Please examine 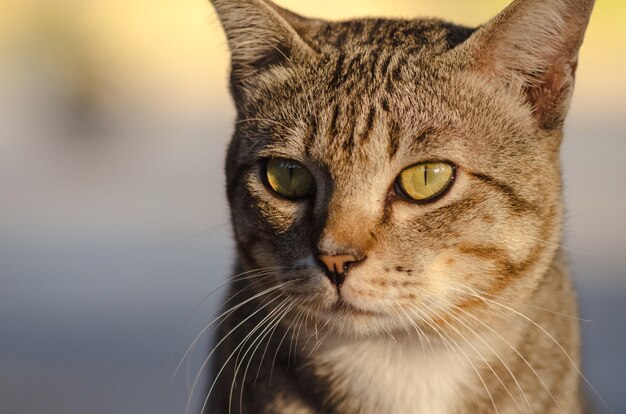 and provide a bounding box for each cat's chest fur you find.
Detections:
[312,336,473,414]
